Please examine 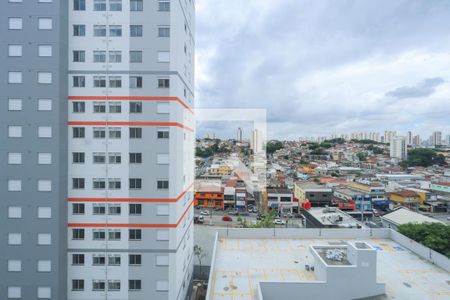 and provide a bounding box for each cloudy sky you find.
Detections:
[194,0,450,140]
